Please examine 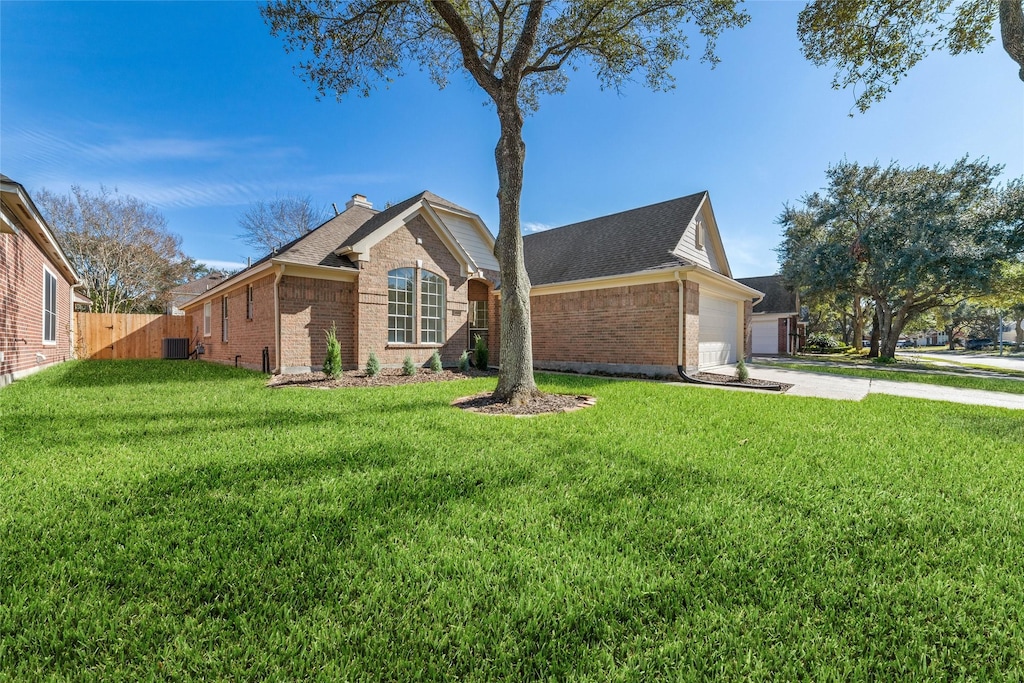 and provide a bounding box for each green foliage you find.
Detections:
[402,355,417,376]
[871,356,898,365]
[429,350,443,373]
[804,333,844,353]
[474,334,489,370]
[323,322,342,378]
[365,352,380,377]
[736,357,749,381]
[3,360,1024,679]
[797,0,999,113]
[458,350,471,373]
